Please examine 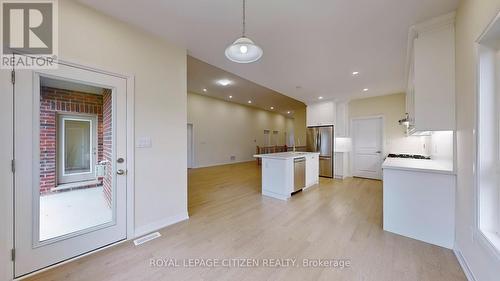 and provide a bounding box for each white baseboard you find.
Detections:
[454,248,477,281]
[134,212,189,238]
